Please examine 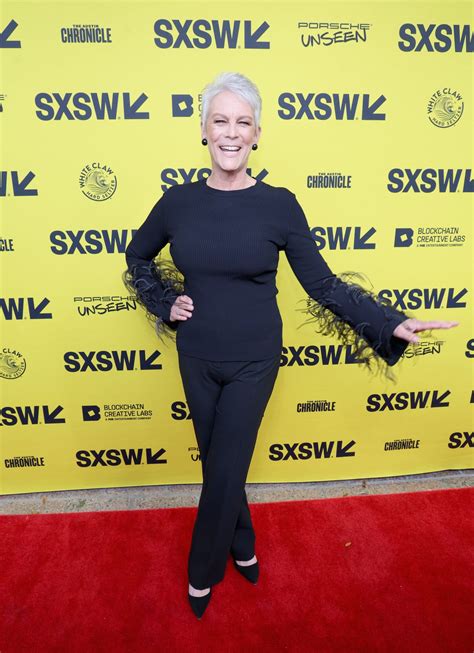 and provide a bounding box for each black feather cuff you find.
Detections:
[296,271,412,381]
[122,254,185,342]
